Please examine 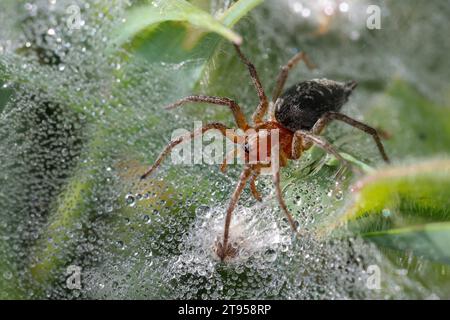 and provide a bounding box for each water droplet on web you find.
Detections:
[264,248,278,262]
[334,189,344,201]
